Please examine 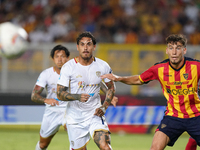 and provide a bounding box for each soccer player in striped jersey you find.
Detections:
[32,44,118,150]
[101,34,200,150]
[57,32,115,150]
